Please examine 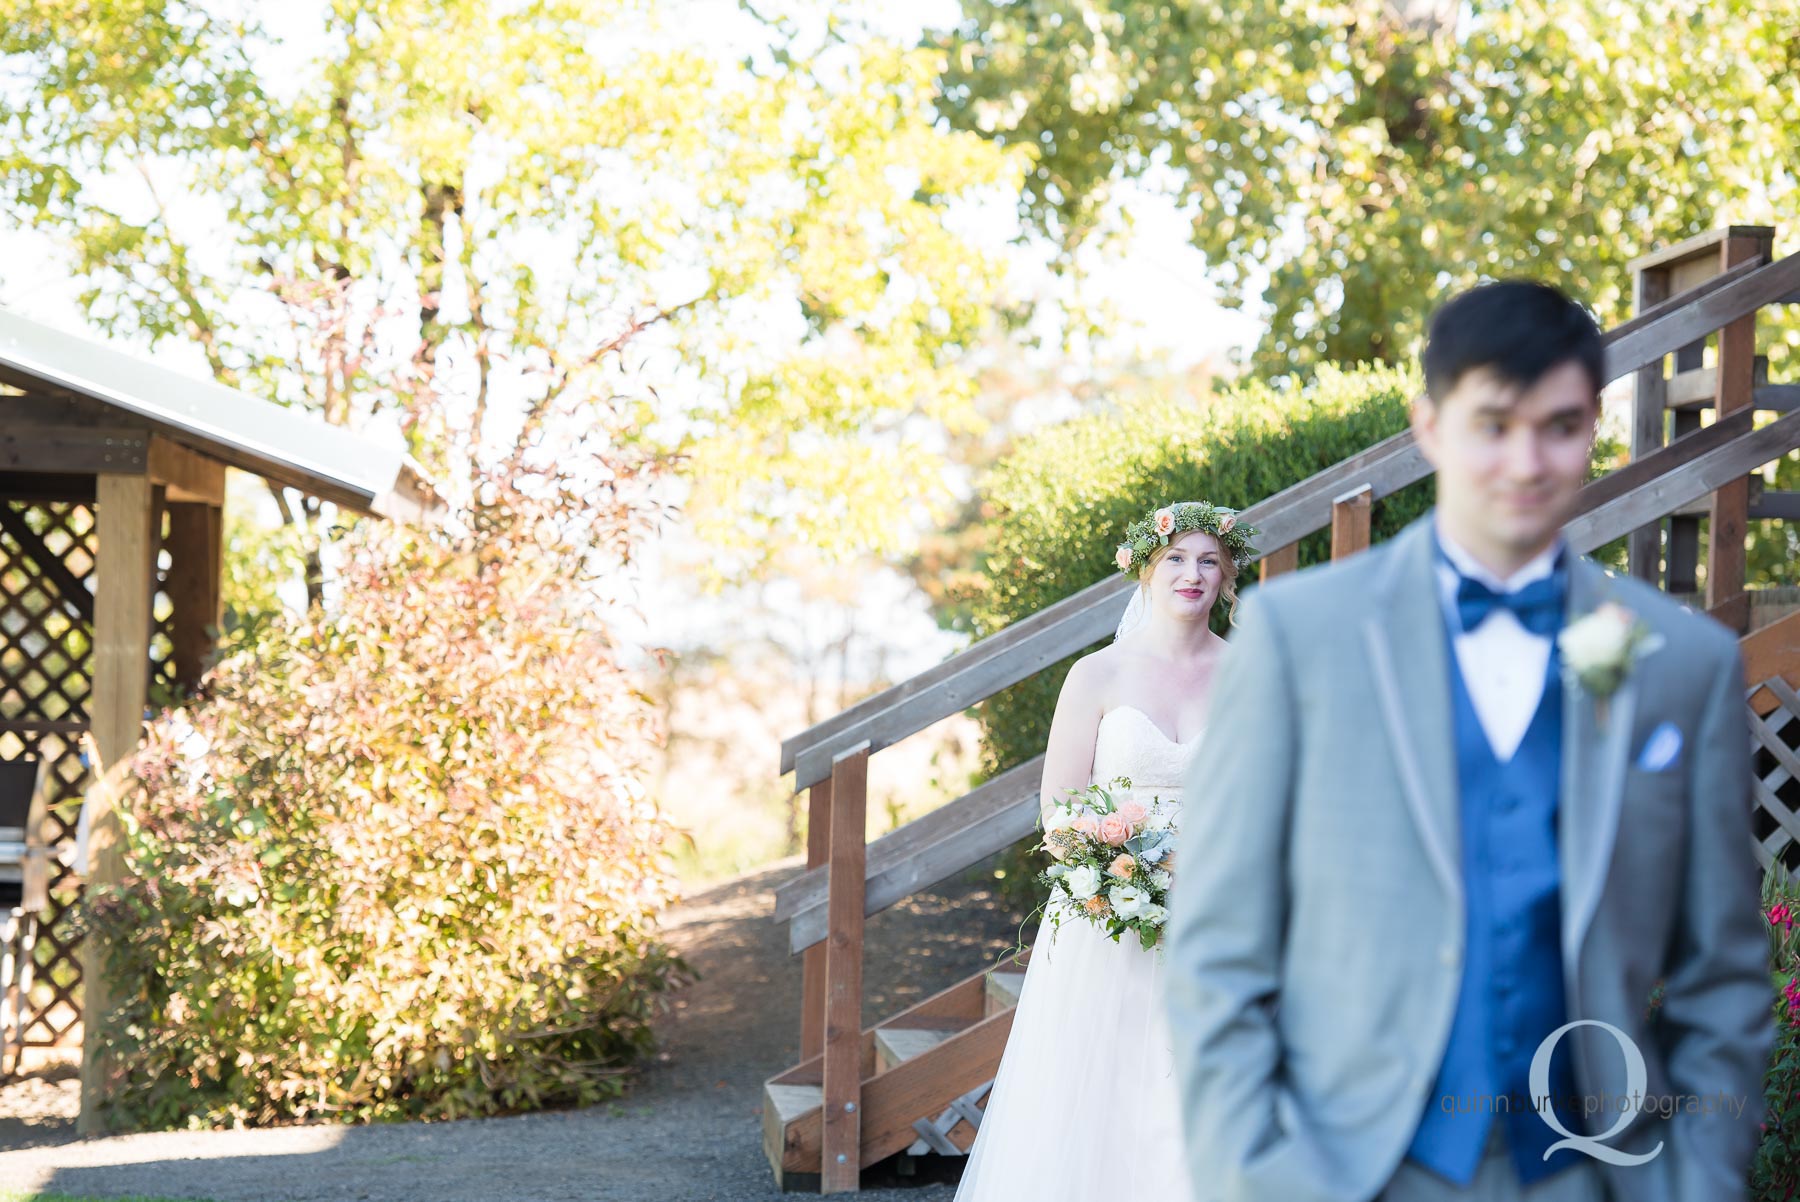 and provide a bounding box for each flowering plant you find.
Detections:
[1114,500,1257,578]
[1753,869,1800,1195]
[1037,777,1177,951]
